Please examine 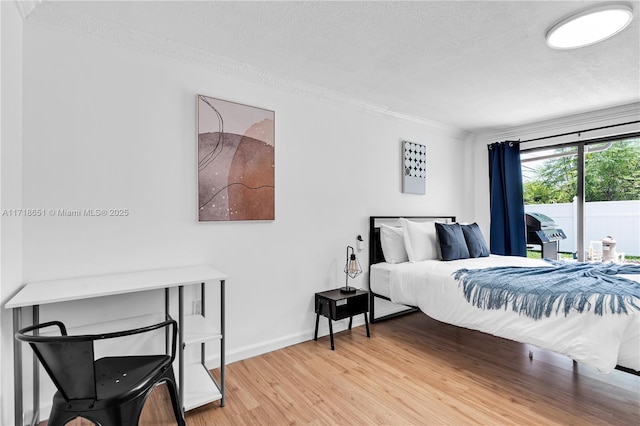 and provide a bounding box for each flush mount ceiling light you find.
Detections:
[546,3,634,49]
